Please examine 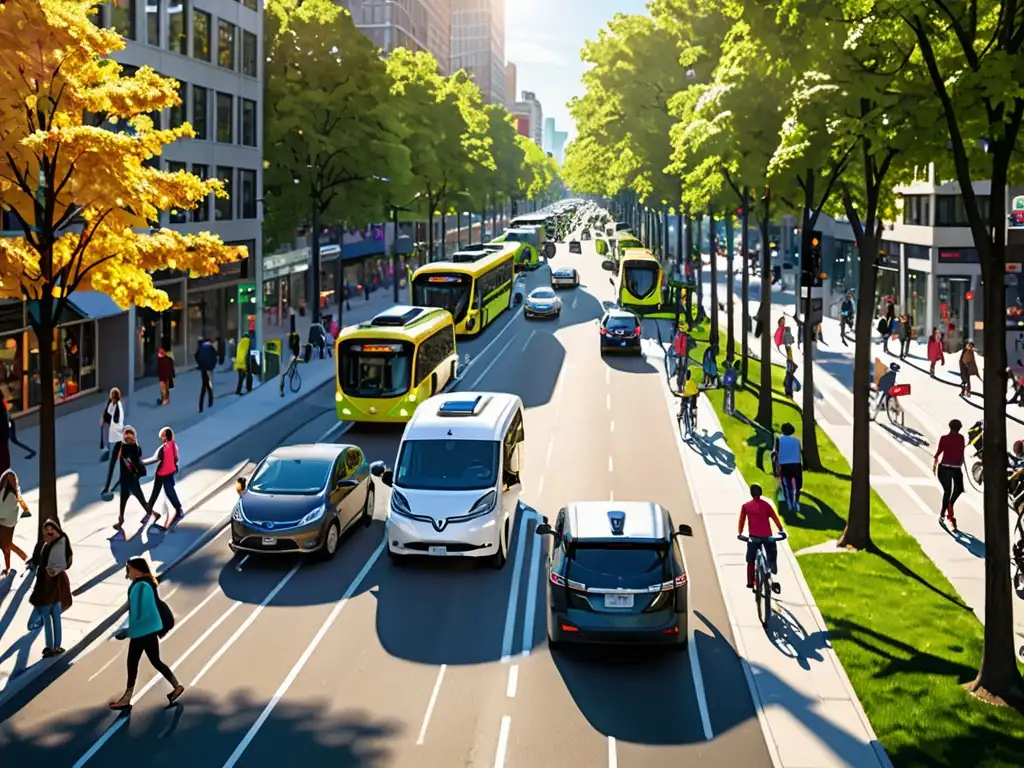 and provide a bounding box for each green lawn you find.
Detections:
[685,324,1024,767]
